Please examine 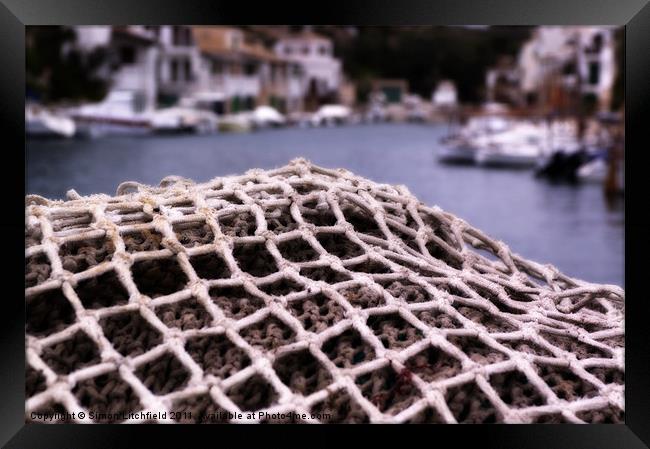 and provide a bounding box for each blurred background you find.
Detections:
[25,25,624,286]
